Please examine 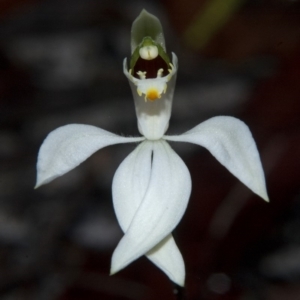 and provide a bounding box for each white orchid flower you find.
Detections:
[35,10,268,287]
